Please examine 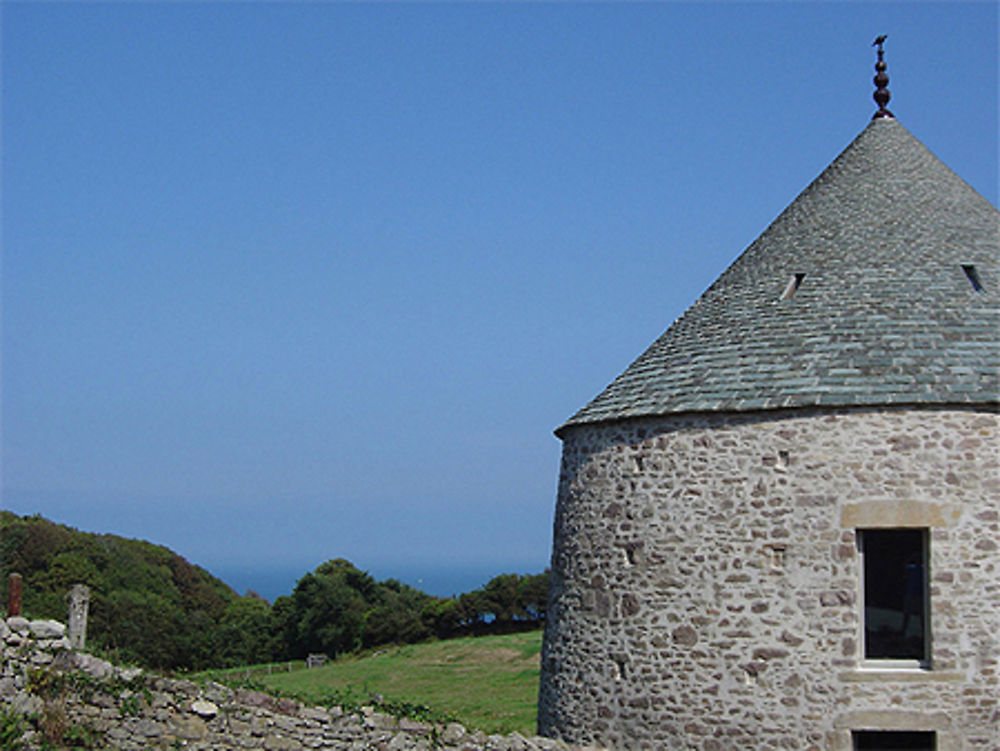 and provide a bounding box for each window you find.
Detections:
[858,529,928,663]
[853,731,935,750]
[779,272,806,300]
[961,264,984,292]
